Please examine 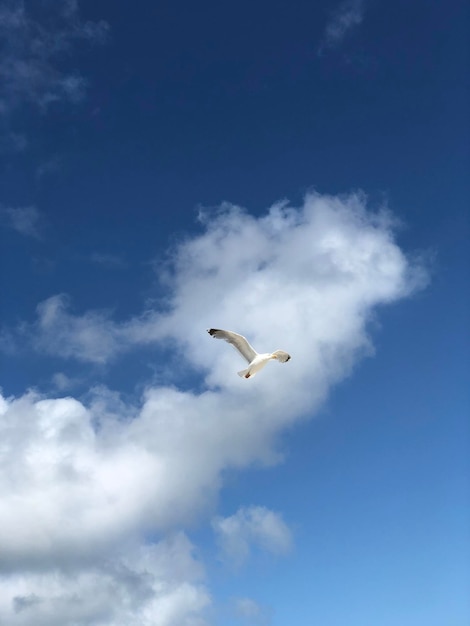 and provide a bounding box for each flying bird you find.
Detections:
[207,328,291,379]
